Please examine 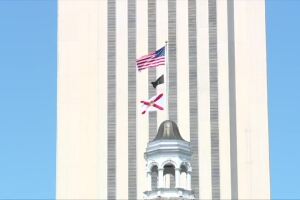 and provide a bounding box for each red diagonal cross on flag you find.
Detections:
[140,93,165,114]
